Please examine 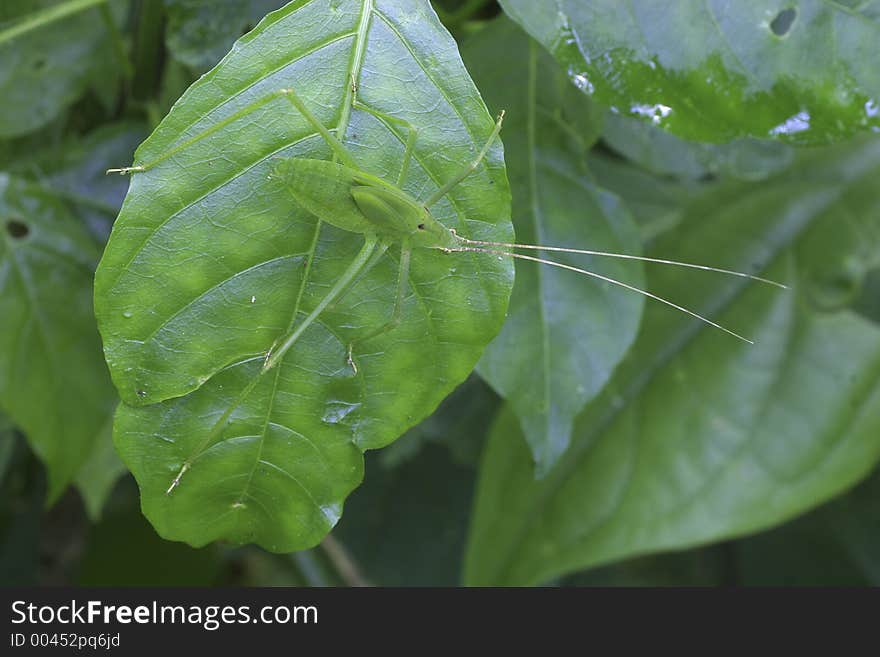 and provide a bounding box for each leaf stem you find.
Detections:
[0,0,111,46]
